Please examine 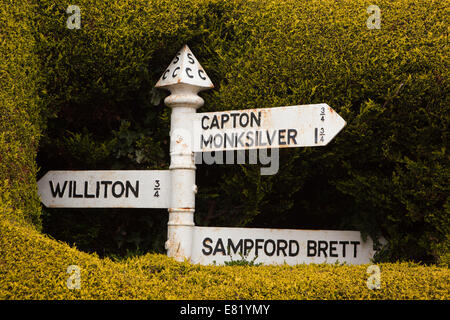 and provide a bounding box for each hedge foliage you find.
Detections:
[1,216,449,299]
[0,0,43,227]
[0,0,448,264]
[34,0,449,264]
